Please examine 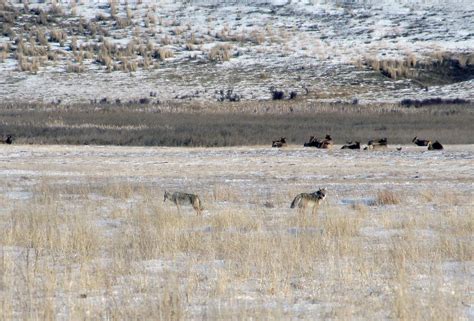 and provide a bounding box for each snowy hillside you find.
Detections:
[0,0,472,104]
